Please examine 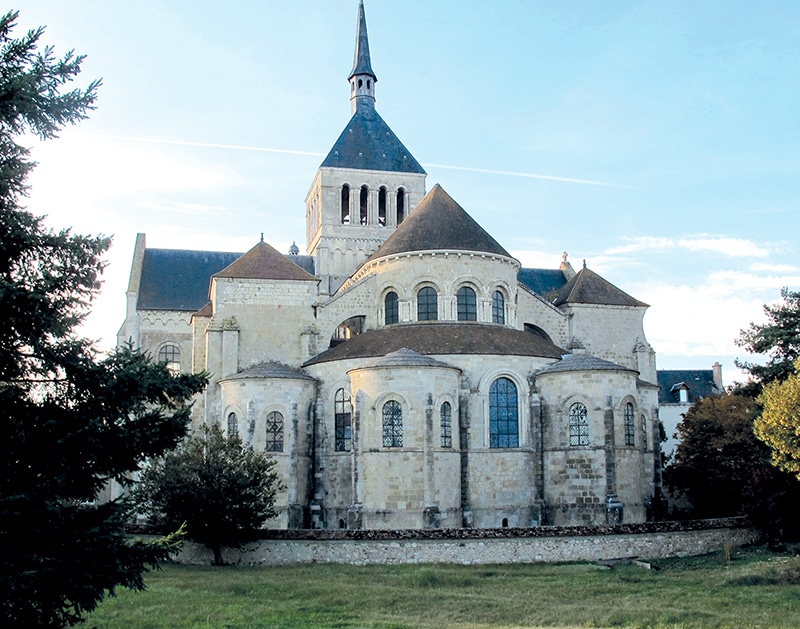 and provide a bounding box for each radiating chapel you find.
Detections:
[118,2,663,530]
